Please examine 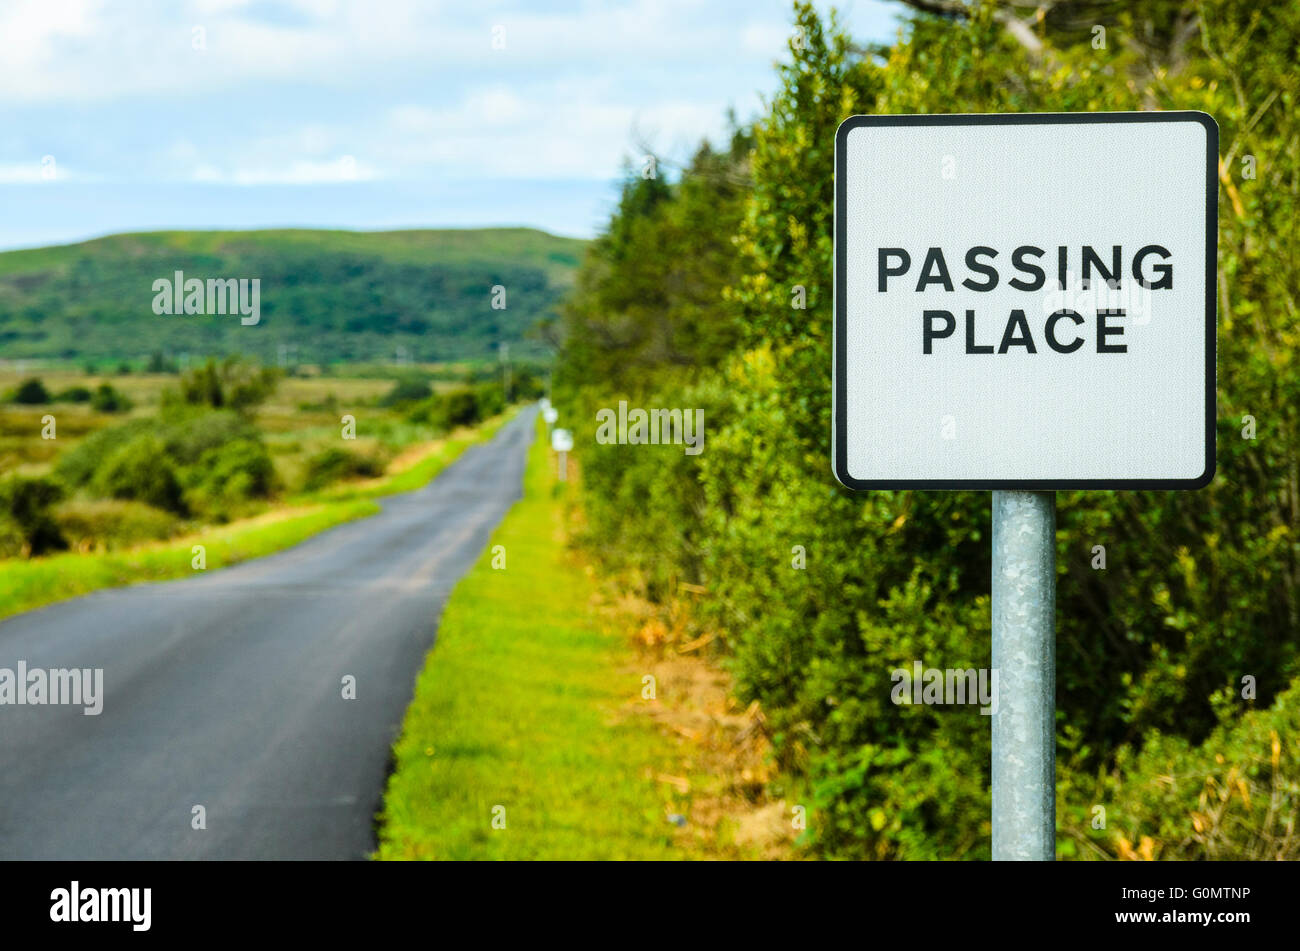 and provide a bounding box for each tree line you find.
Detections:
[555,0,1300,859]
